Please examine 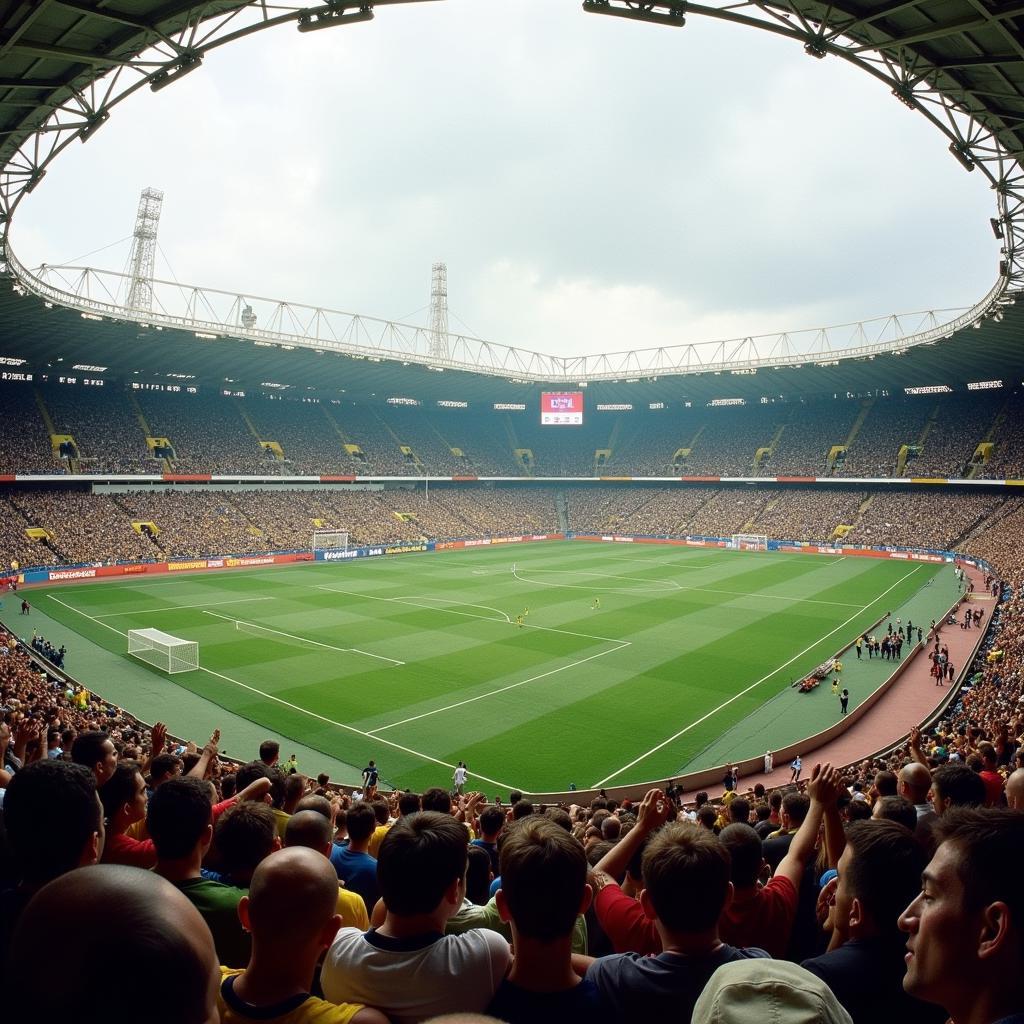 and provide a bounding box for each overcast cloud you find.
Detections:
[11,0,997,358]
